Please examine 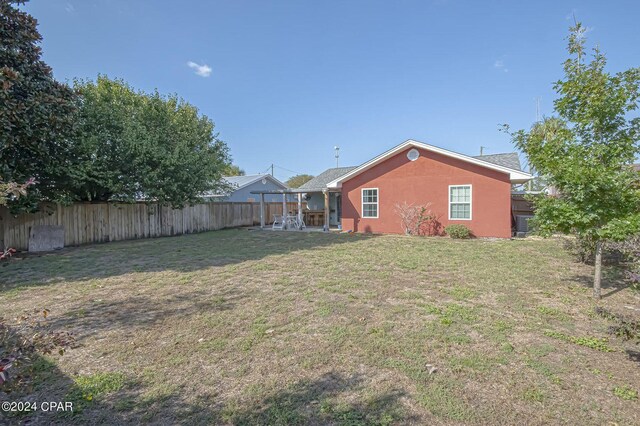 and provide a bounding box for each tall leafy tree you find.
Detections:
[286,174,314,188]
[71,76,230,208]
[222,164,245,176]
[508,23,640,298]
[0,0,78,209]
